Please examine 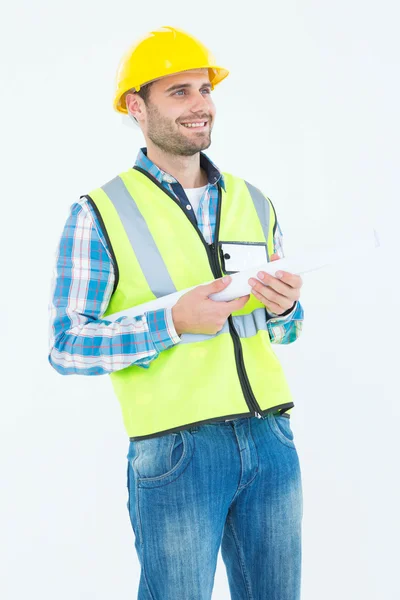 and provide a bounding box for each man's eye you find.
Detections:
[173,89,211,96]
